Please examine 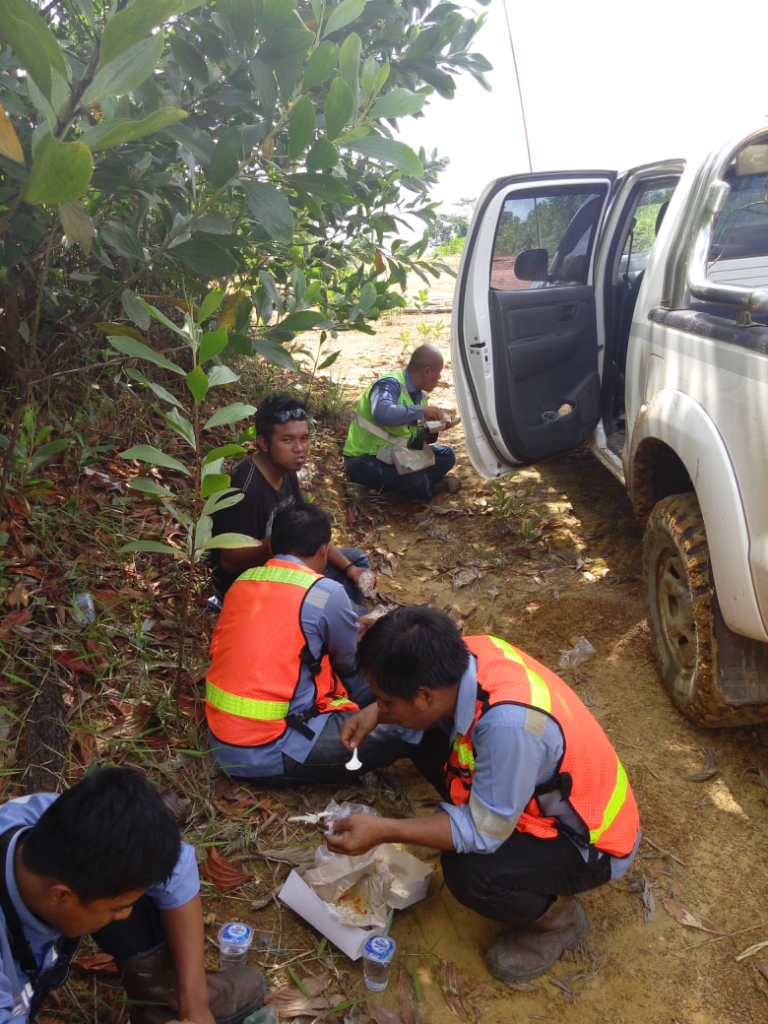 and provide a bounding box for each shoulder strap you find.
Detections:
[0,826,39,980]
